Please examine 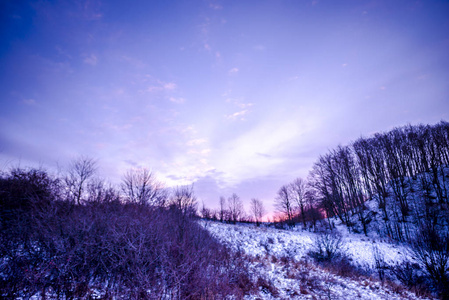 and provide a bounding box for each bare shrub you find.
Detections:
[256,276,279,296]
[259,240,270,255]
[280,255,291,265]
[390,261,426,290]
[327,254,368,278]
[307,231,370,280]
[372,244,388,282]
[411,225,449,296]
[308,230,344,262]
[0,167,253,299]
[86,178,121,203]
[226,251,256,297]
